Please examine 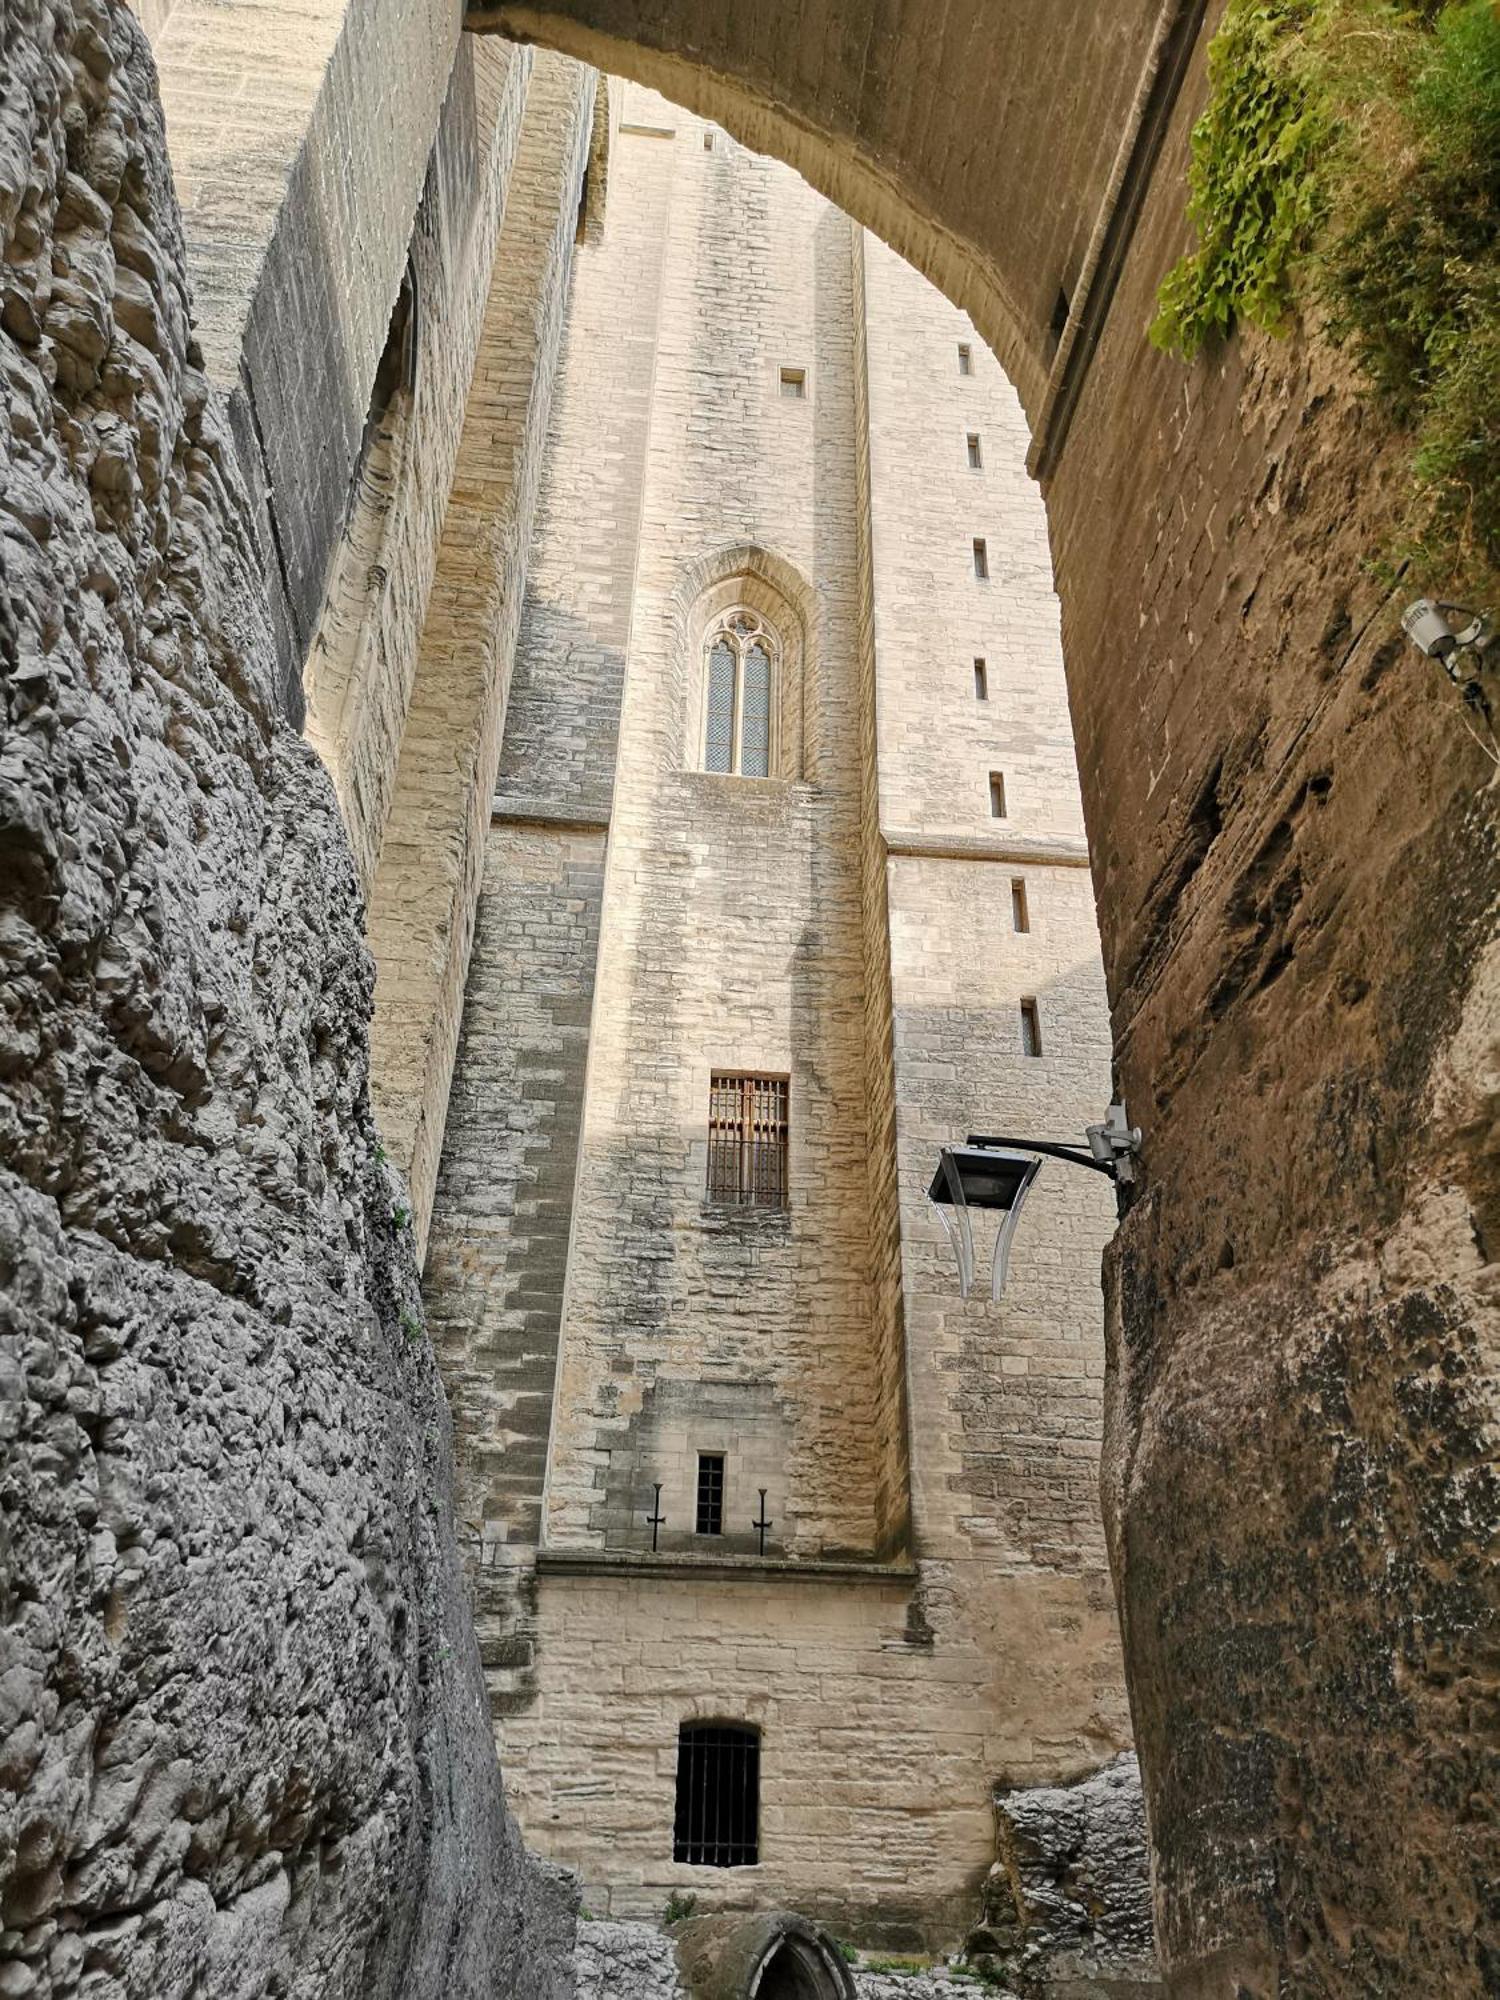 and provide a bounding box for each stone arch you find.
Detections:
[473,0,1183,451]
[673,1911,856,2000]
[459,10,1500,1996]
[673,545,817,782]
